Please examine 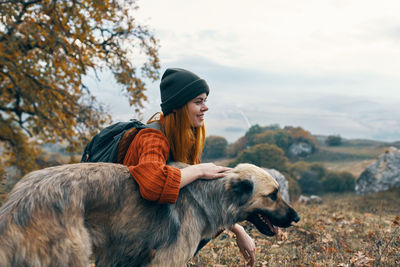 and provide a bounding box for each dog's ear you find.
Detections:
[228,178,254,206]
